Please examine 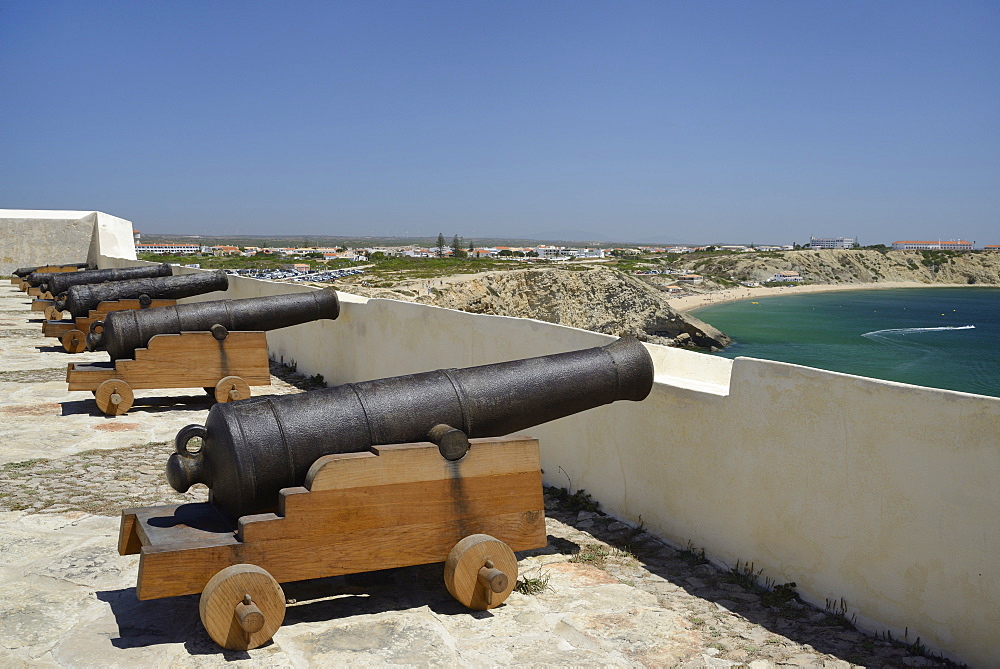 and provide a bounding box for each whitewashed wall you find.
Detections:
[0,209,135,275]
[99,256,1000,666]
